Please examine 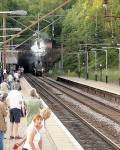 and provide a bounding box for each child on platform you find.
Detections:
[13,108,51,150]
